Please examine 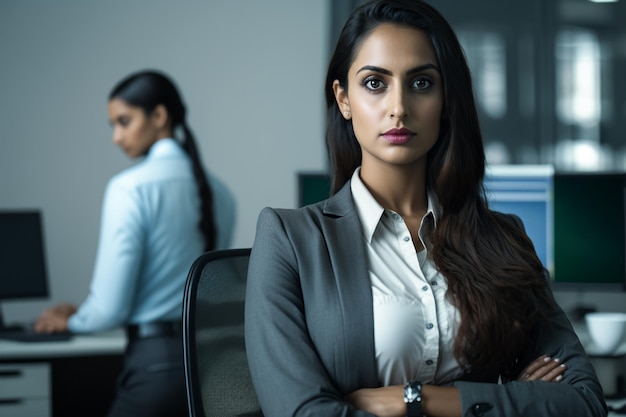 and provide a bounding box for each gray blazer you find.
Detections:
[244,183,607,417]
